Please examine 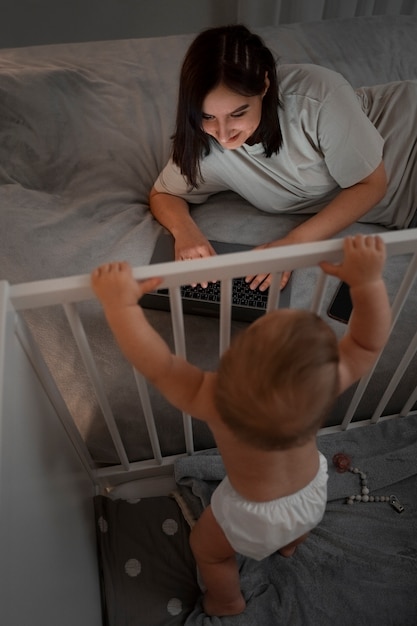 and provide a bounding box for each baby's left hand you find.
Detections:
[91,262,162,310]
[320,235,386,288]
